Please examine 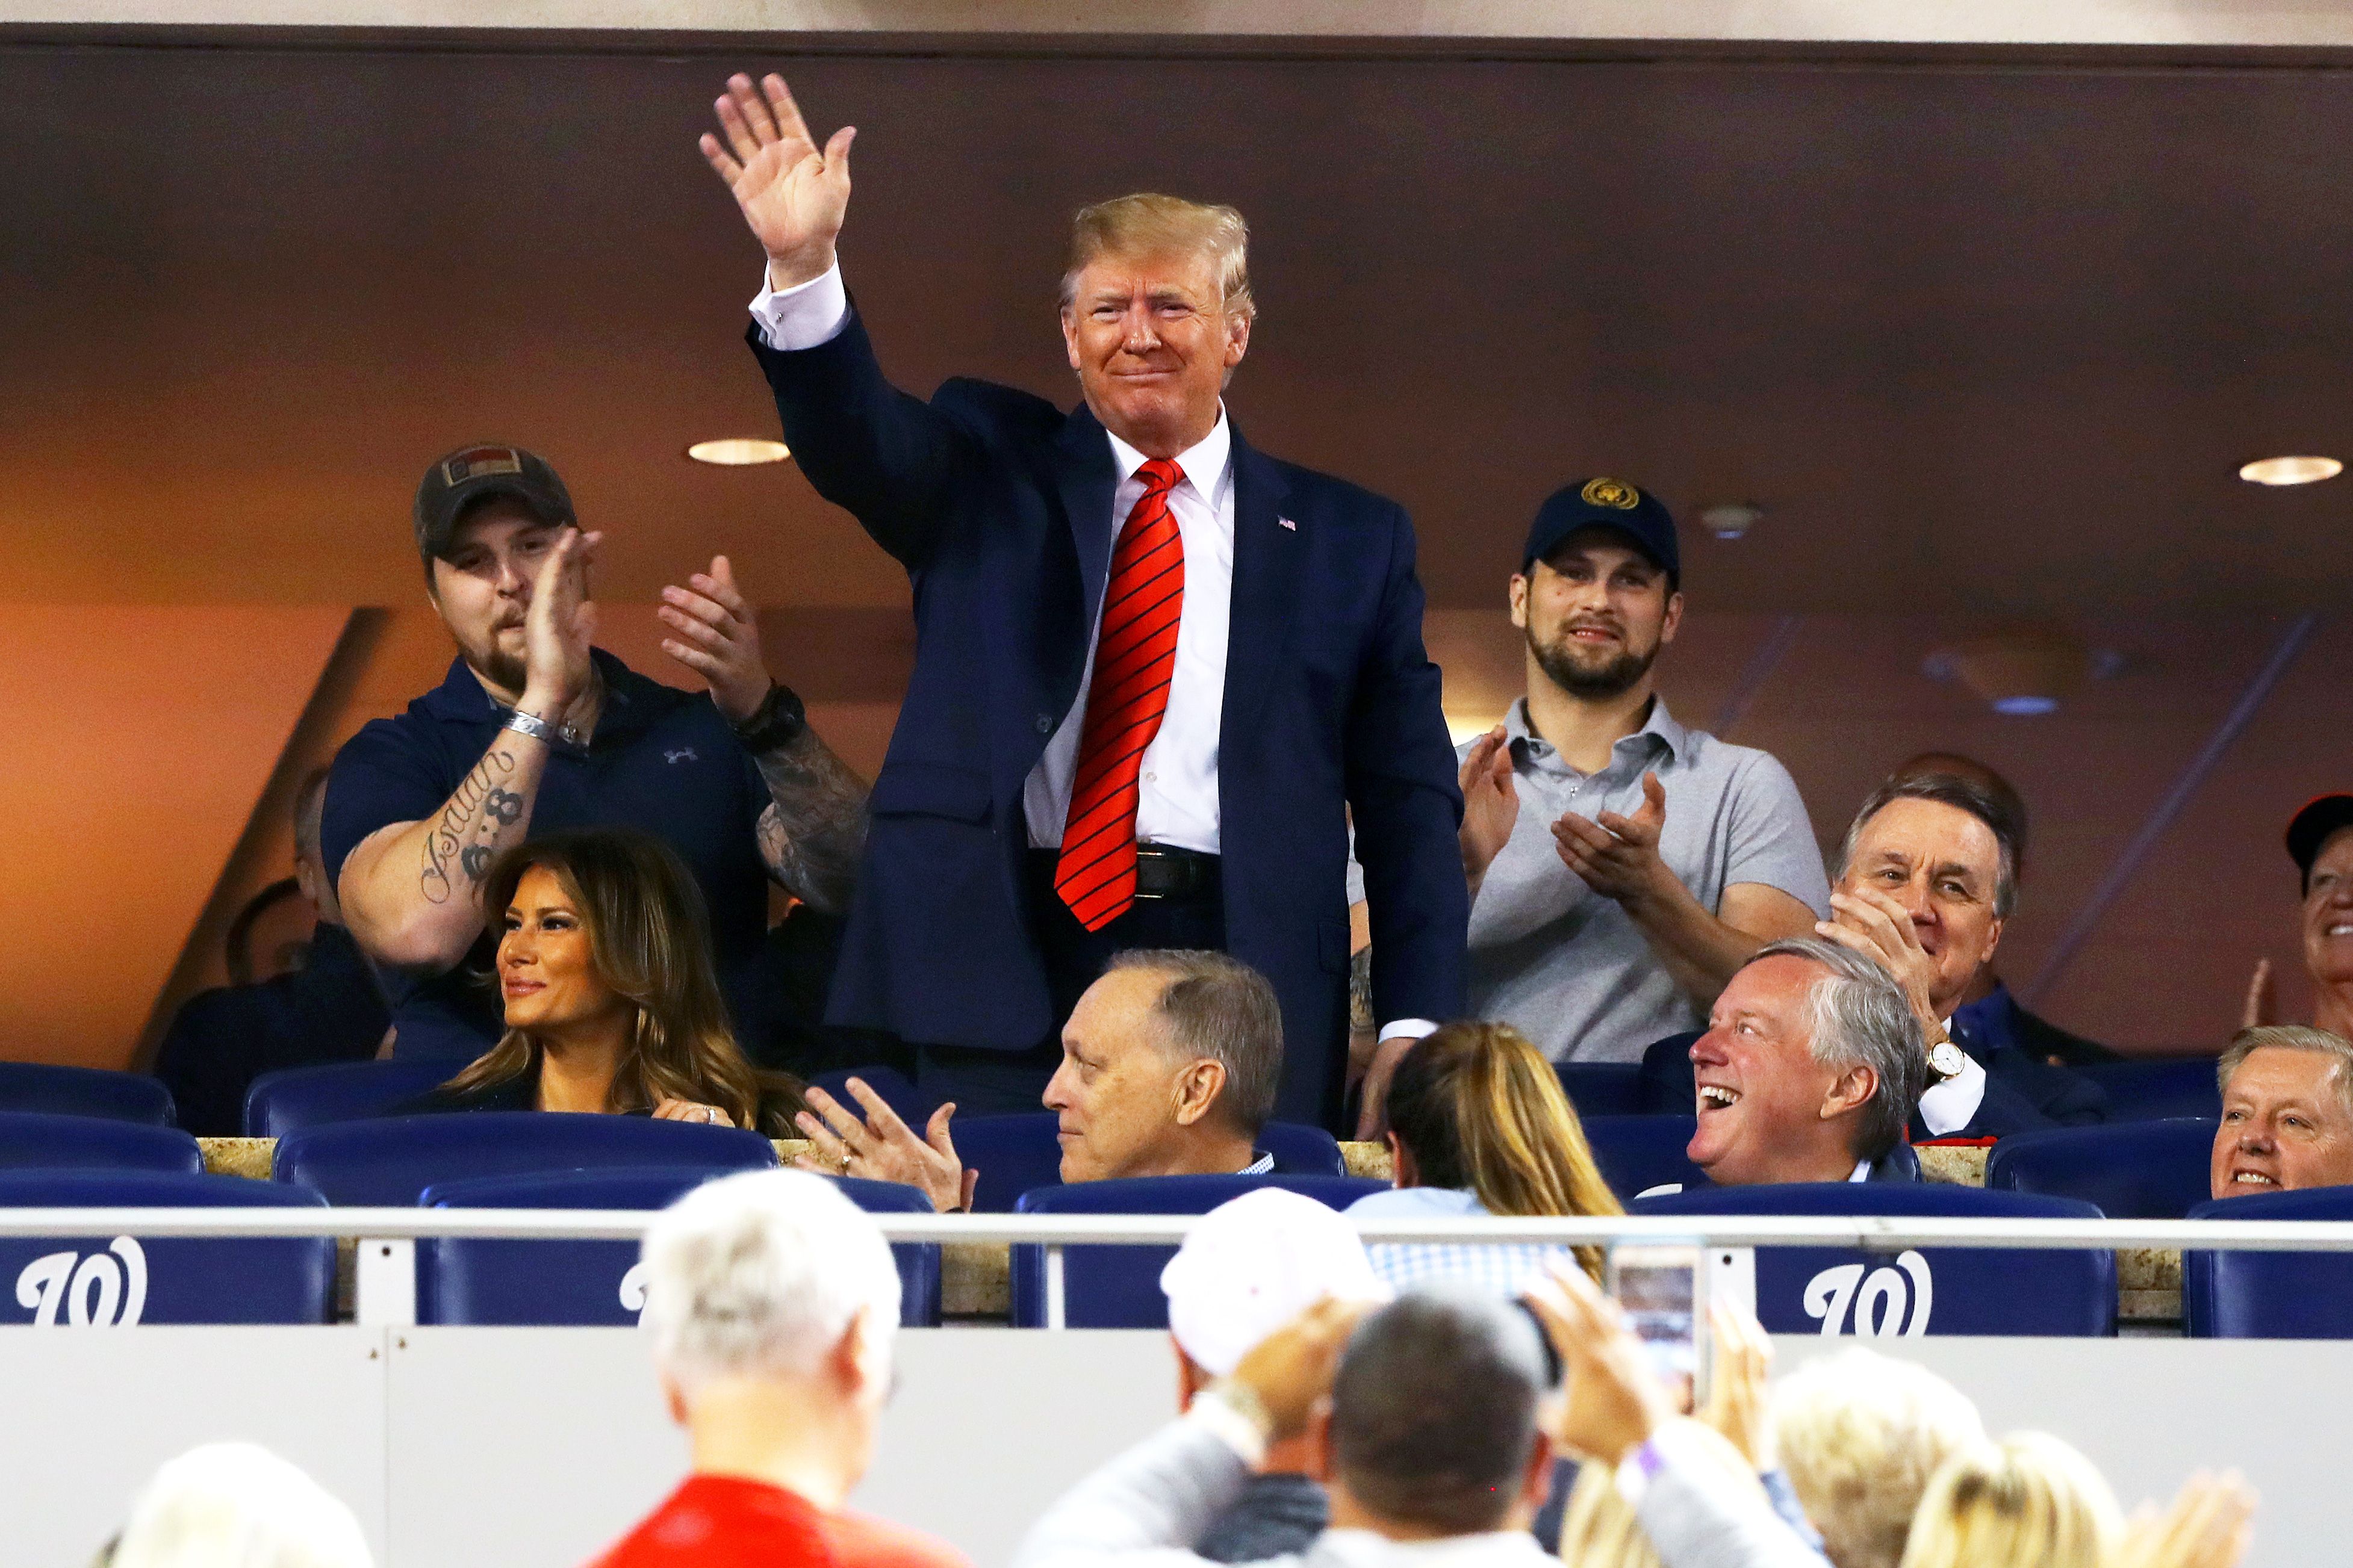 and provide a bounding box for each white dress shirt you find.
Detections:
[751,265,1432,1043]
[1916,1022,1989,1136]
